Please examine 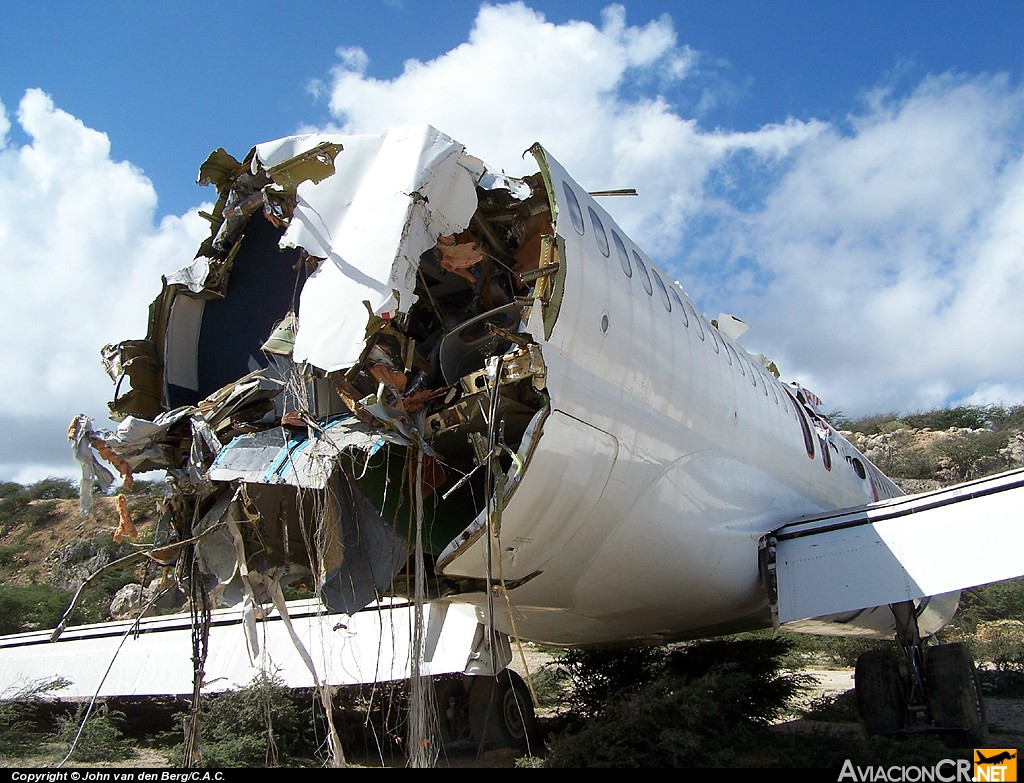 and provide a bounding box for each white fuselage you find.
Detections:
[438,148,901,647]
